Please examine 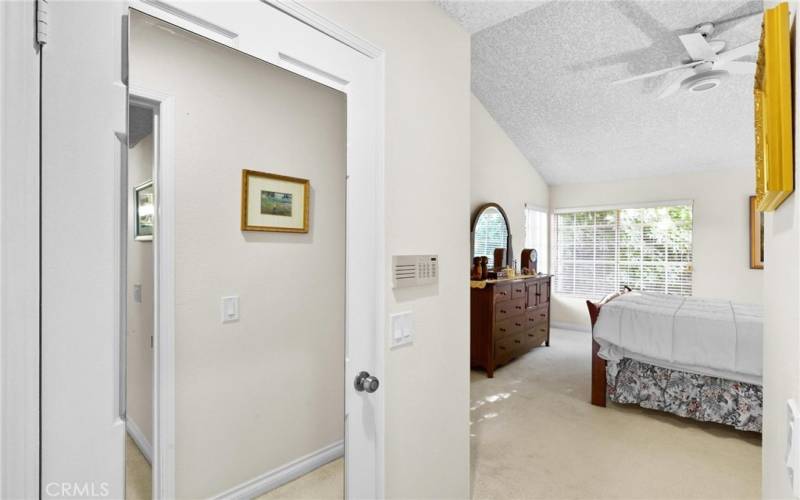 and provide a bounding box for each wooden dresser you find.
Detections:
[470,275,551,377]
